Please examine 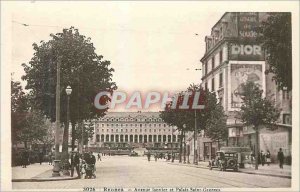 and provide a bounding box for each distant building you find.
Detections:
[187,12,292,163]
[88,111,180,153]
